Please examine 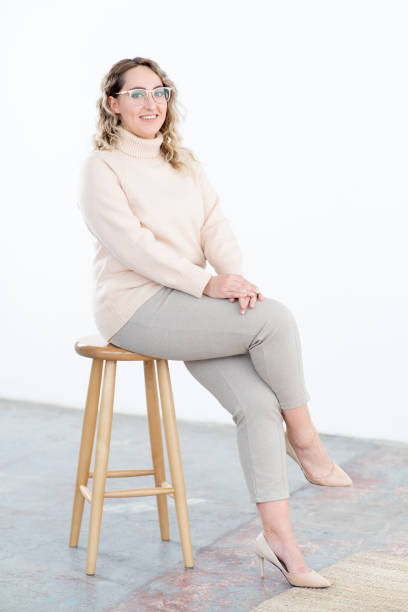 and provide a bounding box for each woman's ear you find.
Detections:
[107,95,118,115]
